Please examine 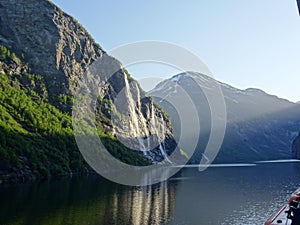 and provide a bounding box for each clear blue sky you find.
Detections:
[51,0,300,102]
